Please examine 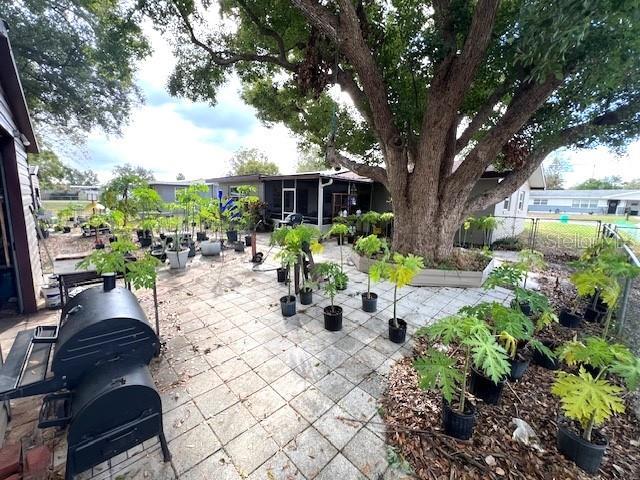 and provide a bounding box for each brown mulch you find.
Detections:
[382,335,640,480]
